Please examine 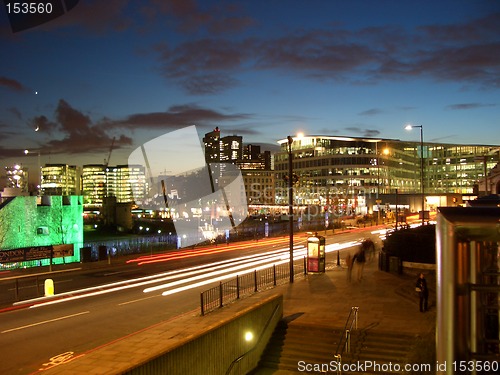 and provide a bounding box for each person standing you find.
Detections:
[416,273,429,312]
